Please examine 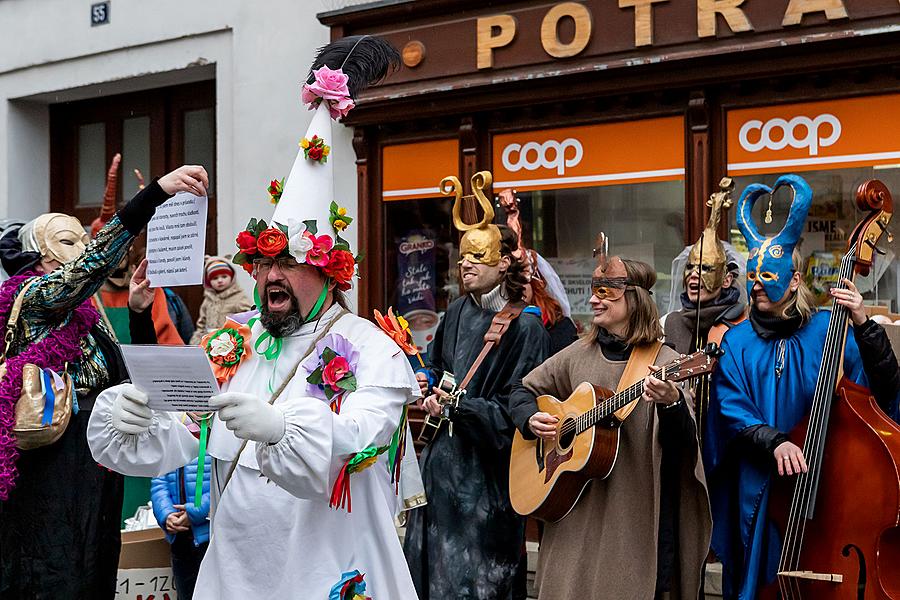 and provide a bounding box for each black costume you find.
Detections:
[0,181,171,599]
[404,295,549,600]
